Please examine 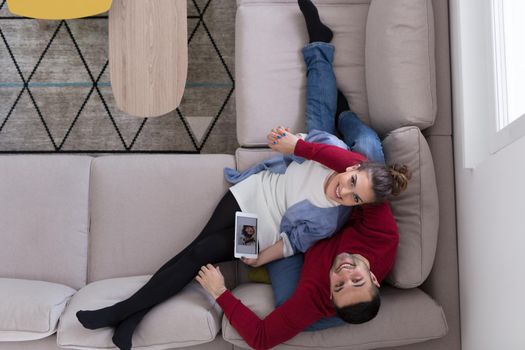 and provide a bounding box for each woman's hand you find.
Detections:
[241,256,262,268]
[195,264,227,299]
[267,126,299,154]
[240,240,284,267]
